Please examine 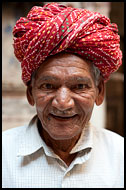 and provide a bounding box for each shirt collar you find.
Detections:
[70,121,93,154]
[17,115,43,156]
[17,115,93,157]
